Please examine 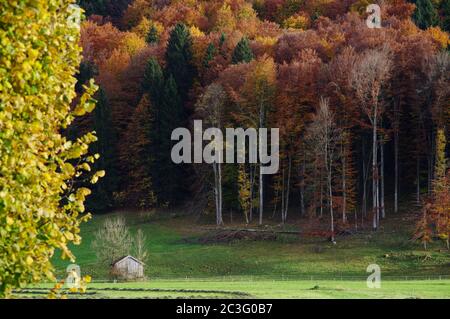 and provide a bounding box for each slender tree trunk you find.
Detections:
[380,140,385,219]
[372,107,378,231]
[427,152,433,196]
[342,141,347,223]
[218,162,223,225]
[259,166,263,225]
[249,166,254,222]
[300,153,306,216]
[394,128,399,213]
[416,157,420,205]
[299,186,305,216]
[272,179,279,219]
[259,102,264,226]
[362,140,367,218]
[284,155,292,224]
[319,168,323,218]
[376,163,380,228]
[213,163,221,226]
[327,147,335,243]
[428,130,435,195]
[329,172,334,242]
[281,166,285,223]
